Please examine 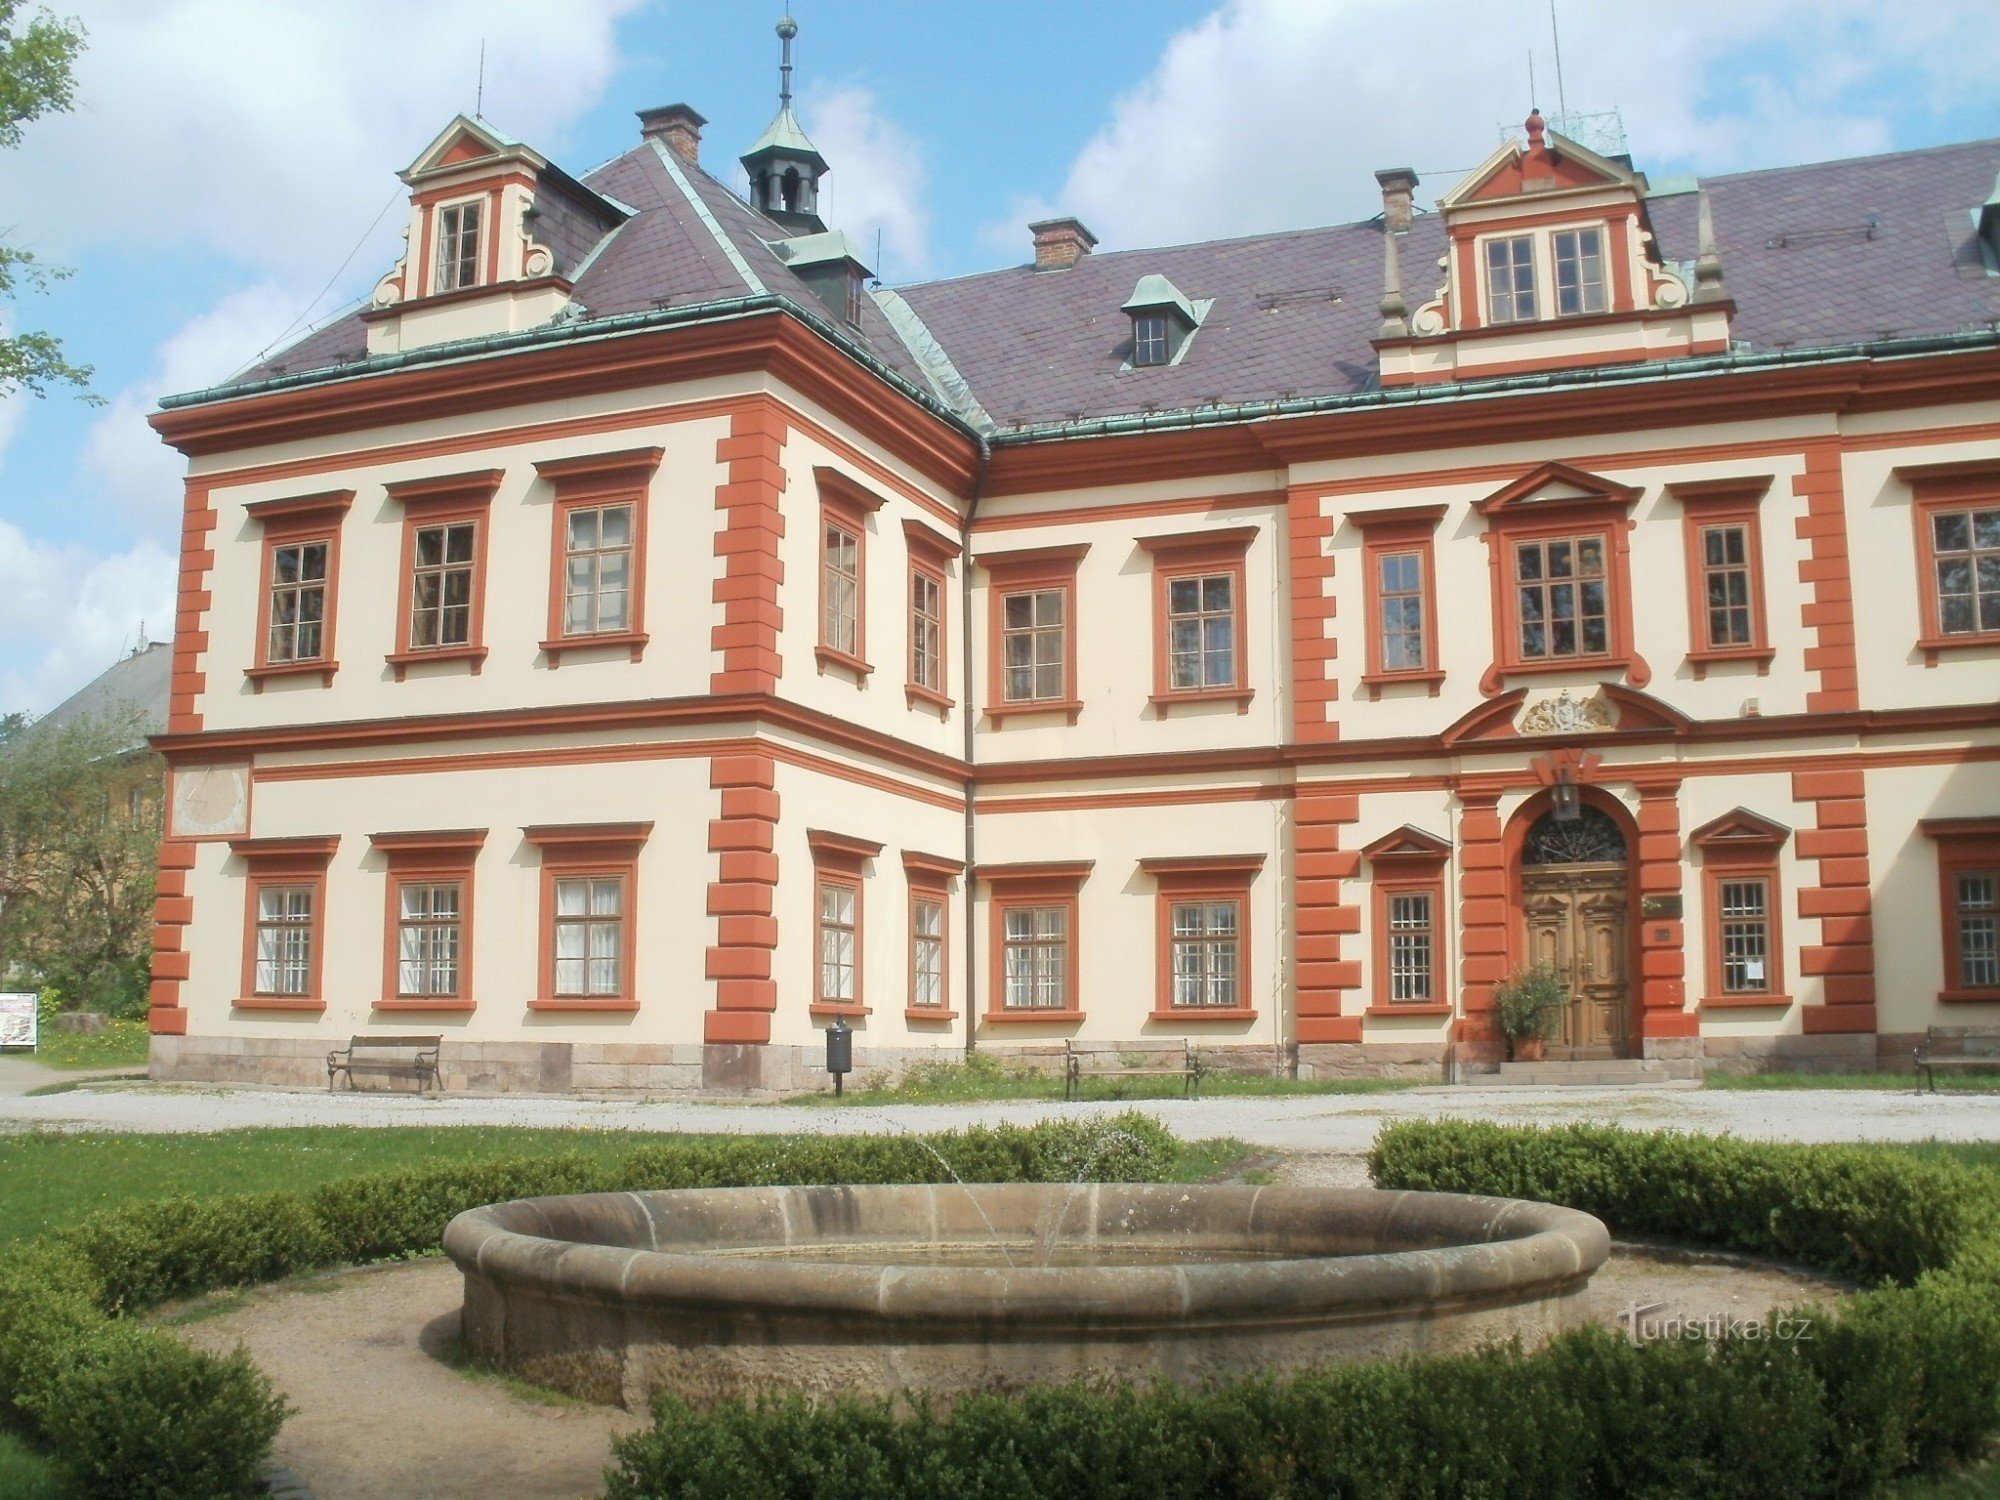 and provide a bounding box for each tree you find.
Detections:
[0,1,92,401]
[0,707,160,1015]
